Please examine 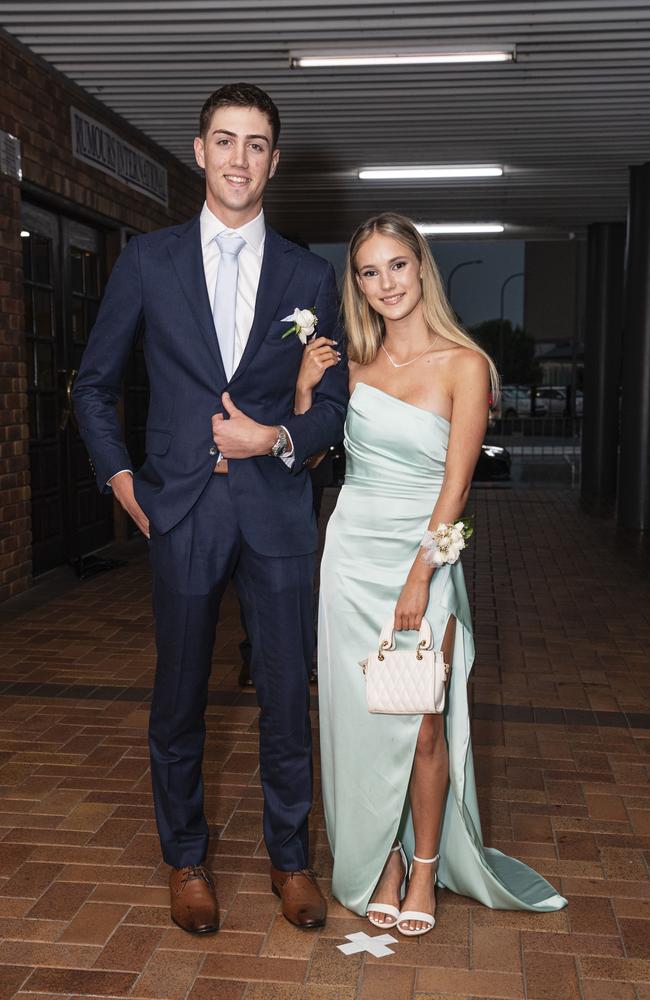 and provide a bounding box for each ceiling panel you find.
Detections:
[2,0,649,240]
